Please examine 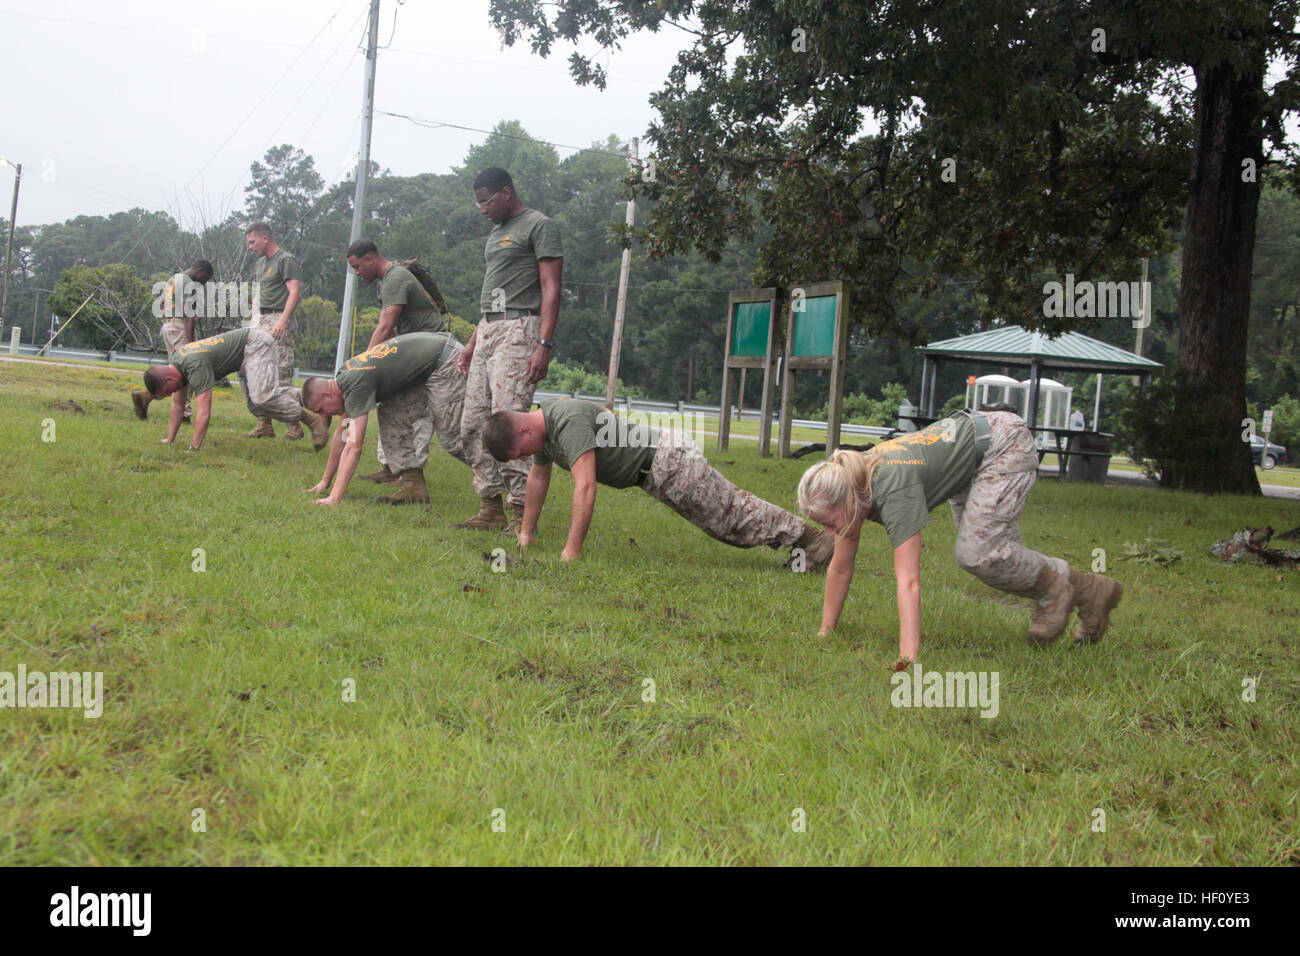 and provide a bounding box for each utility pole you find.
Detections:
[0,157,21,336]
[334,0,382,372]
[605,137,638,409]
